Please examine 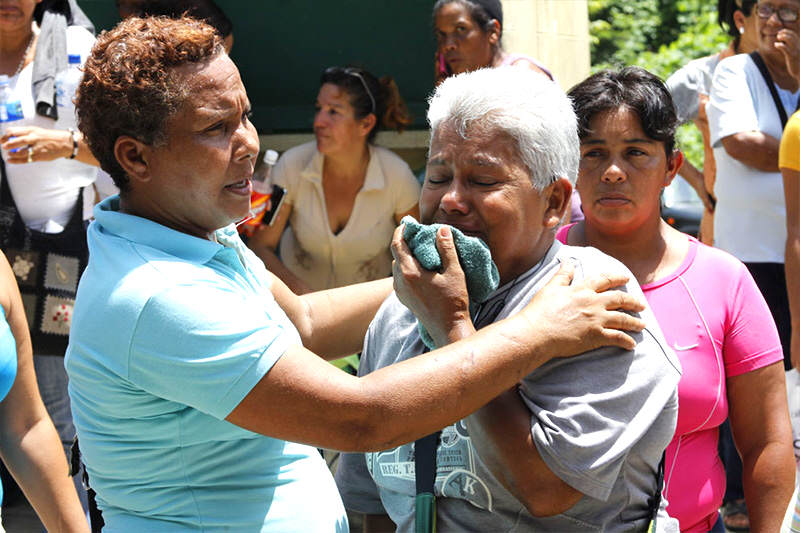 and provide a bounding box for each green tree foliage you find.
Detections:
[588,0,730,165]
